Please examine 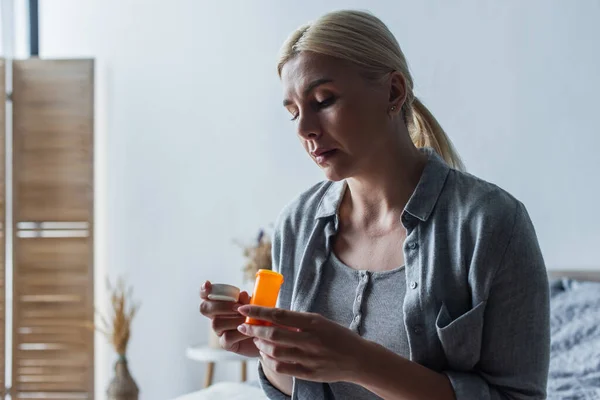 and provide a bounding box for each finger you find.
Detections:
[254,338,306,363]
[199,299,239,318]
[259,353,312,378]
[212,315,246,336]
[238,323,310,345]
[237,306,320,330]
[238,291,251,305]
[199,281,212,300]
[220,329,252,352]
